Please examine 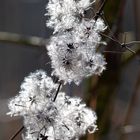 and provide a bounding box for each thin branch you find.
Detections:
[124,46,136,54]
[125,41,140,47]
[100,32,121,45]
[100,32,137,54]
[96,0,137,54]
[94,0,108,20]
[0,31,47,48]
[53,82,62,102]
[98,0,108,14]
[9,126,24,140]
[103,50,124,54]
